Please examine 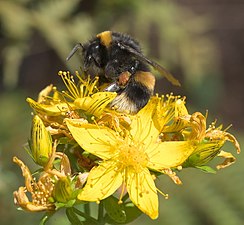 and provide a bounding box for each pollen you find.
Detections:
[117,142,149,172]
[31,176,54,207]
